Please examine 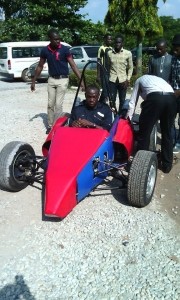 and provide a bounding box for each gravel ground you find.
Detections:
[0,83,179,300]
